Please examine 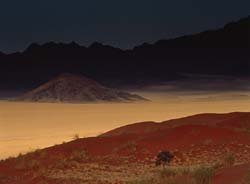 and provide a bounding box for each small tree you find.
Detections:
[155,151,174,167]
